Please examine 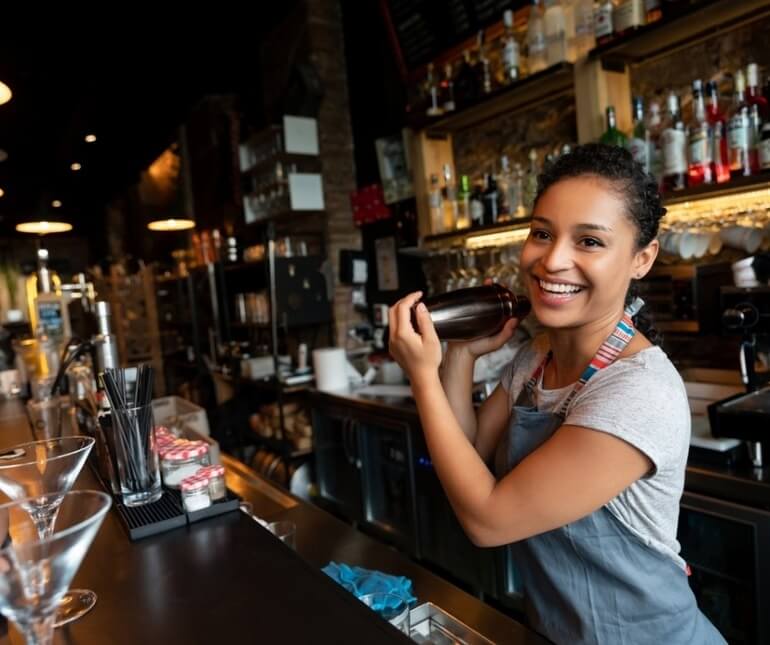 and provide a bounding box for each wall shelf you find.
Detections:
[409,63,574,134]
[663,174,770,207]
[589,0,770,69]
